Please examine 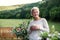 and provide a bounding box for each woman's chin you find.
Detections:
[33,16,38,18]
